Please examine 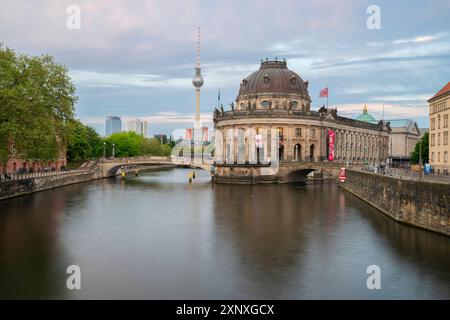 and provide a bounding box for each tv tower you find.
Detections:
[192,27,204,124]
